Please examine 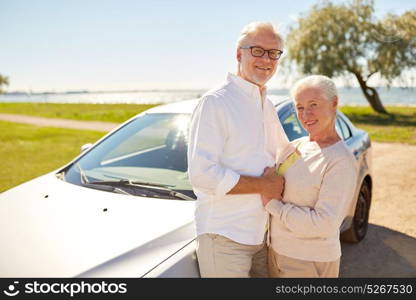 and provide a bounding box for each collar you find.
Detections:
[227,73,267,102]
